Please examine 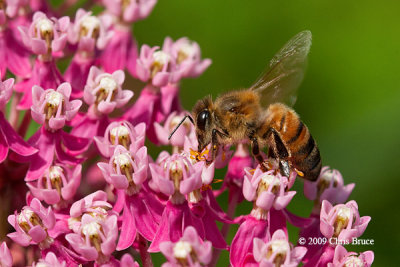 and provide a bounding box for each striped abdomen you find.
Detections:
[259,103,321,181]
